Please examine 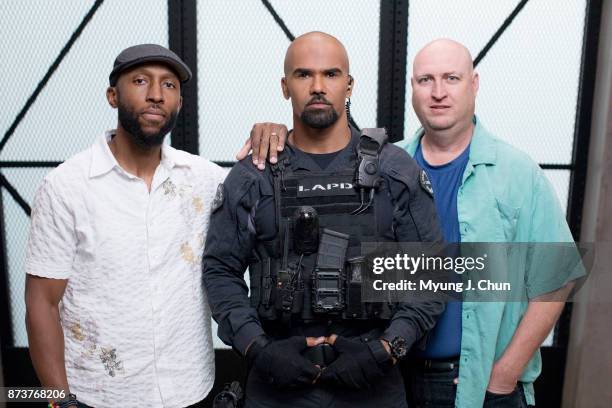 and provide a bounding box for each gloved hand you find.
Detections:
[320,335,393,389]
[247,335,321,388]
